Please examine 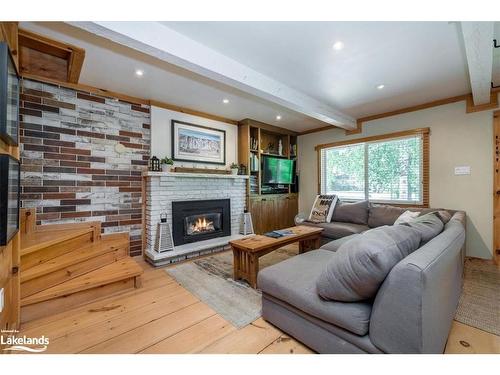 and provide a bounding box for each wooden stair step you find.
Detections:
[21,228,95,270]
[20,235,130,298]
[21,258,143,307]
[21,227,94,255]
